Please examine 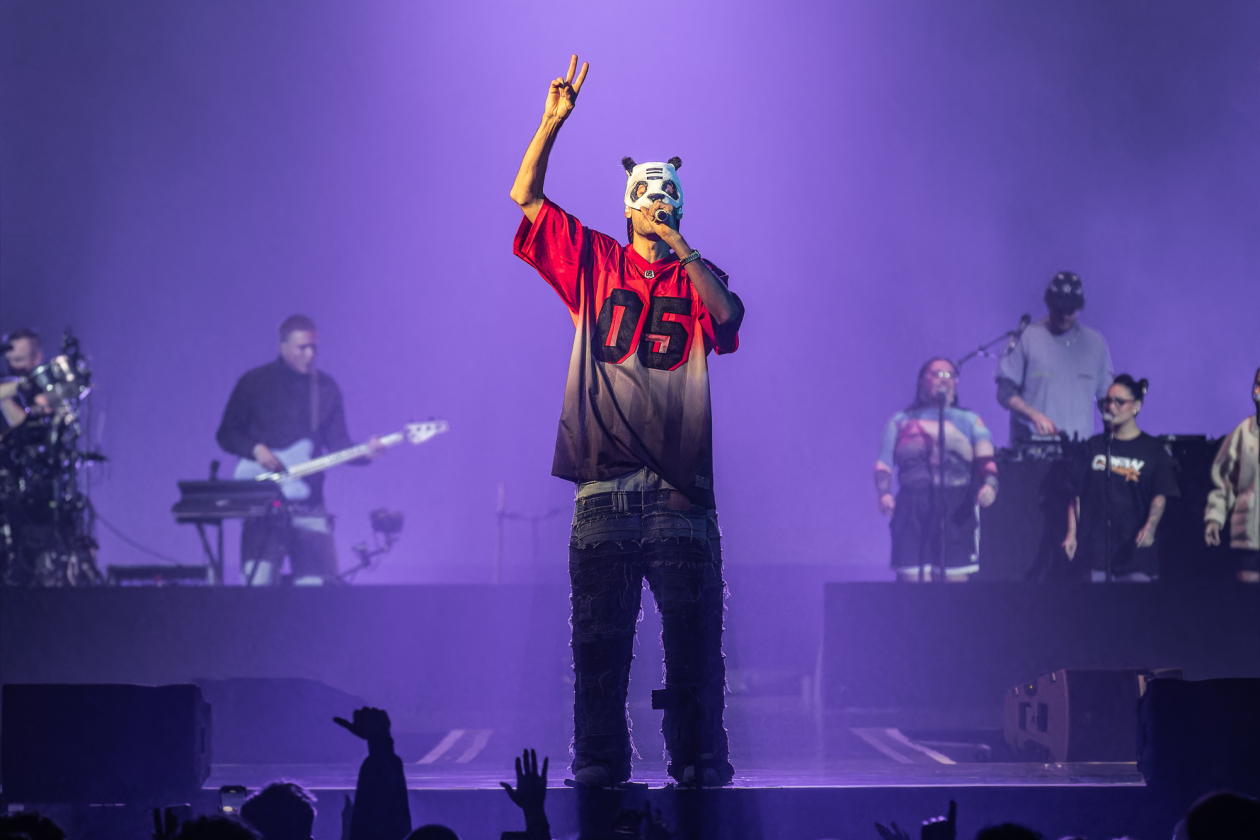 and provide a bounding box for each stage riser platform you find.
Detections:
[0,586,572,735]
[823,581,1260,711]
[3,578,1258,769]
[0,569,835,764]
